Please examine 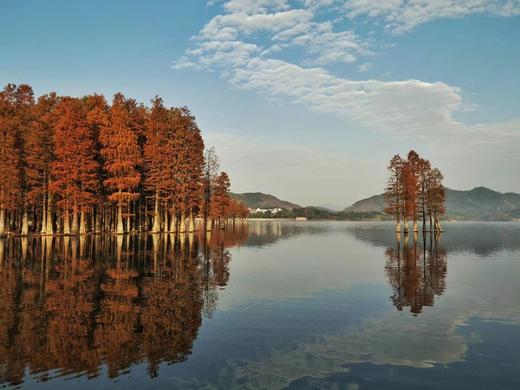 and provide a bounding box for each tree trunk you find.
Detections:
[126,202,131,233]
[179,214,186,233]
[152,192,161,233]
[21,208,29,236]
[434,214,442,232]
[72,211,79,234]
[0,207,5,236]
[421,183,427,232]
[169,213,177,233]
[403,217,409,233]
[206,218,212,232]
[413,220,418,233]
[94,210,101,233]
[188,212,195,232]
[41,191,47,235]
[63,210,70,235]
[79,210,87,234]
[116,203,124,234]
[104,208,110,232]
[395,215,401,233]
[91,212,96,234]
[45,194,53,235]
